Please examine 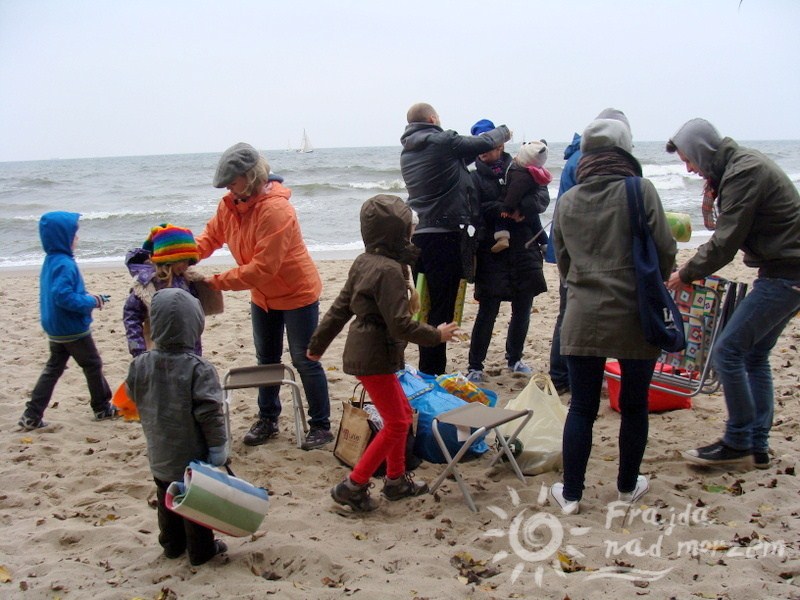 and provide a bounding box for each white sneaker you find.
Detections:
[465,369,485,383]
[549,483,580,515]
[618,475,649,503]
[509,360,532,374]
